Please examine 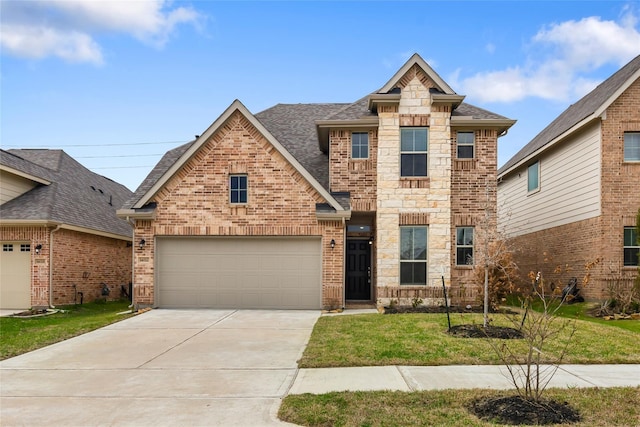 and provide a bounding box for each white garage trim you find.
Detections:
[155,236,322,309]
[0,241,31,309]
